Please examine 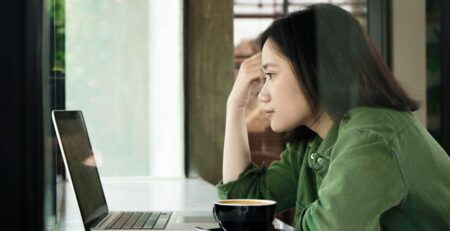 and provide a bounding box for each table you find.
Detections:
[57,177,220,230]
